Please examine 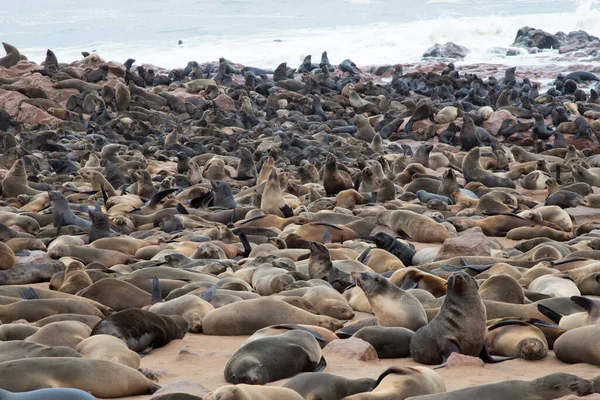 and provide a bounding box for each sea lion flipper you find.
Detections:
[100,183,109,205]
[478,346,515,363]
[239,232,251,258]
[358,247,371,264]
[176,204,189,215]
[151,277,162,304]
[200,285,217,302]
[322,229,331,244]
[148,188,178,207]
[280,203,294,218]
[487,319,532,331]
[537,304,563,324]
[528,318,561,329]
[400,277,418,290]
[20,287,40,300]
[570,295,599,315]
[314,357,327,372]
